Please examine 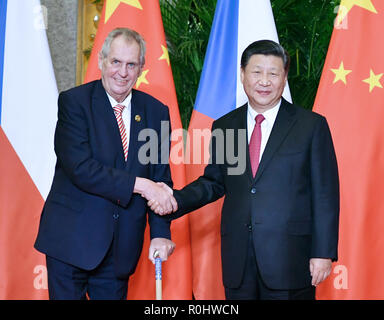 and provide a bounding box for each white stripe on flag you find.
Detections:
[1,0,58,199]
[236,0,291,108]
